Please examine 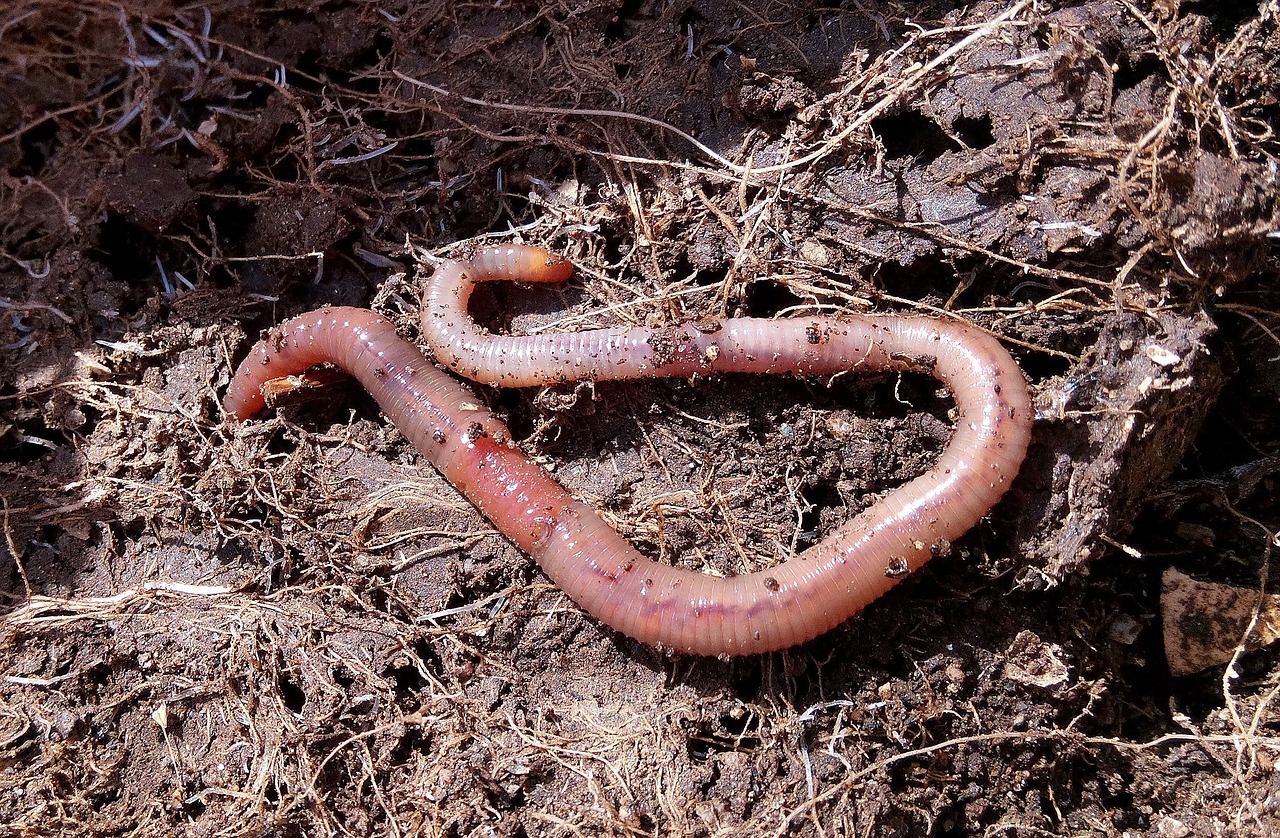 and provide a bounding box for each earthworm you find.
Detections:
[226,245,1033,656]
